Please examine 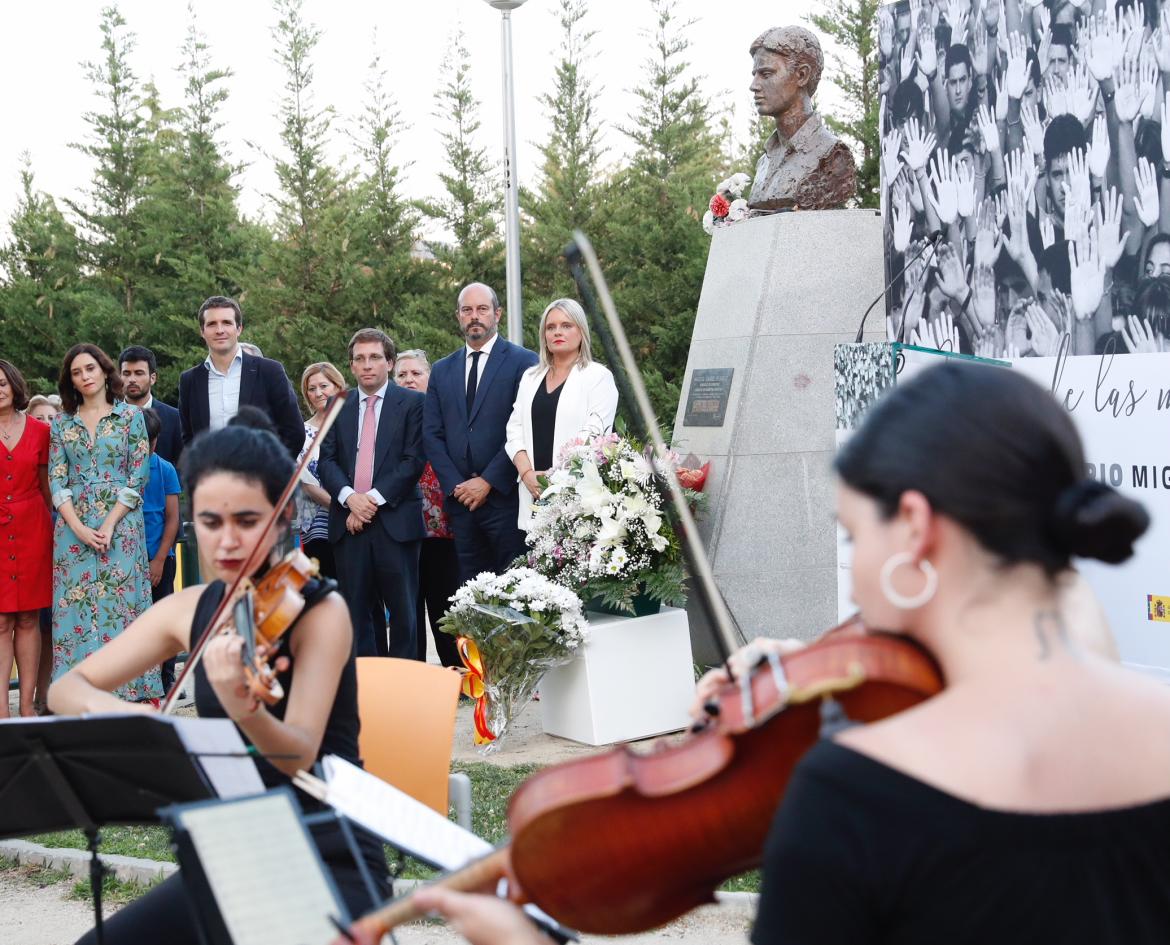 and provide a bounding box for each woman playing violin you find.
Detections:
[51,407,389,945]
[341,363,1170,945]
